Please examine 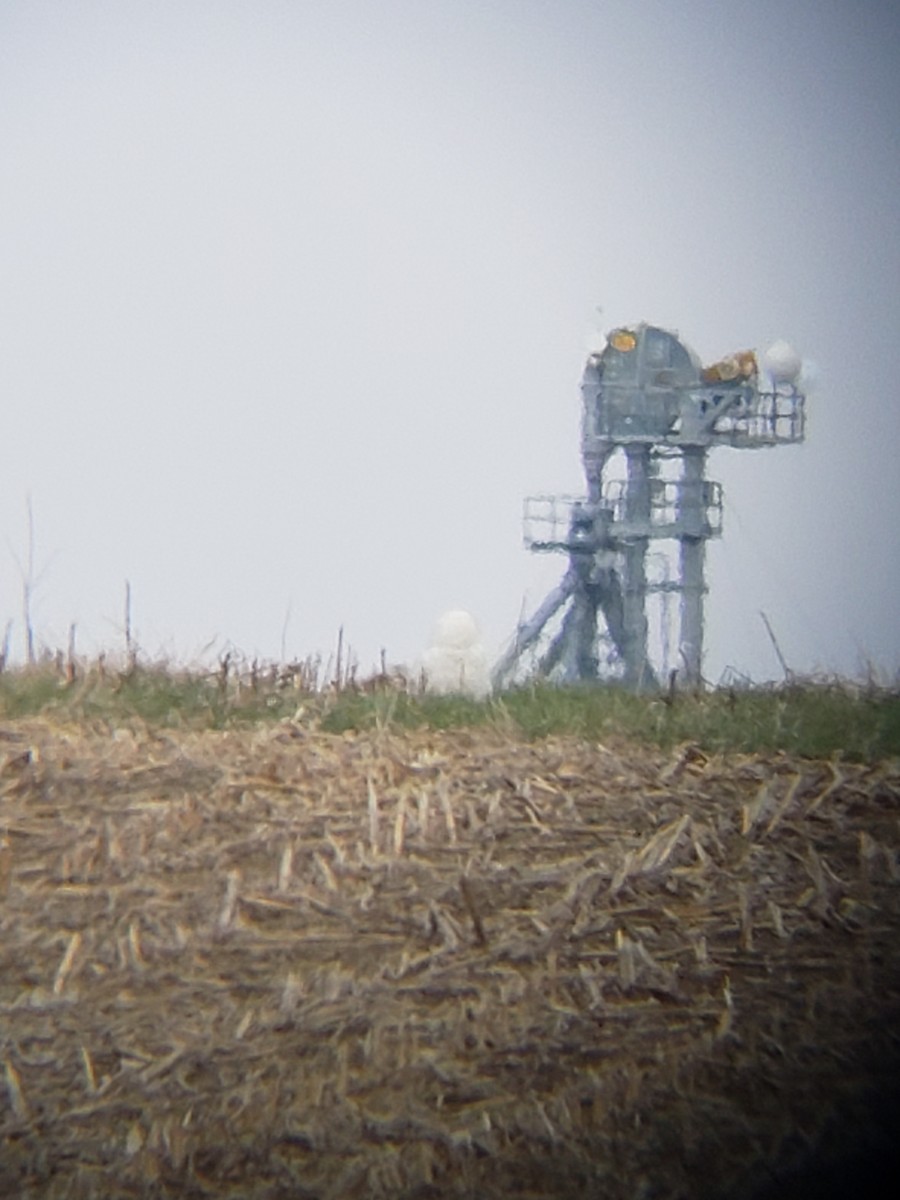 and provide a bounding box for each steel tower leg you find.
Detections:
[621,446,655,688]
[491,569,576,689]
[679,448,707,686]
[540,588,593,681]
